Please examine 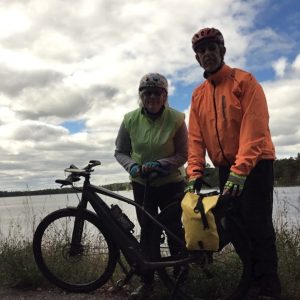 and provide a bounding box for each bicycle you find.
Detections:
[33,160,252,300]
